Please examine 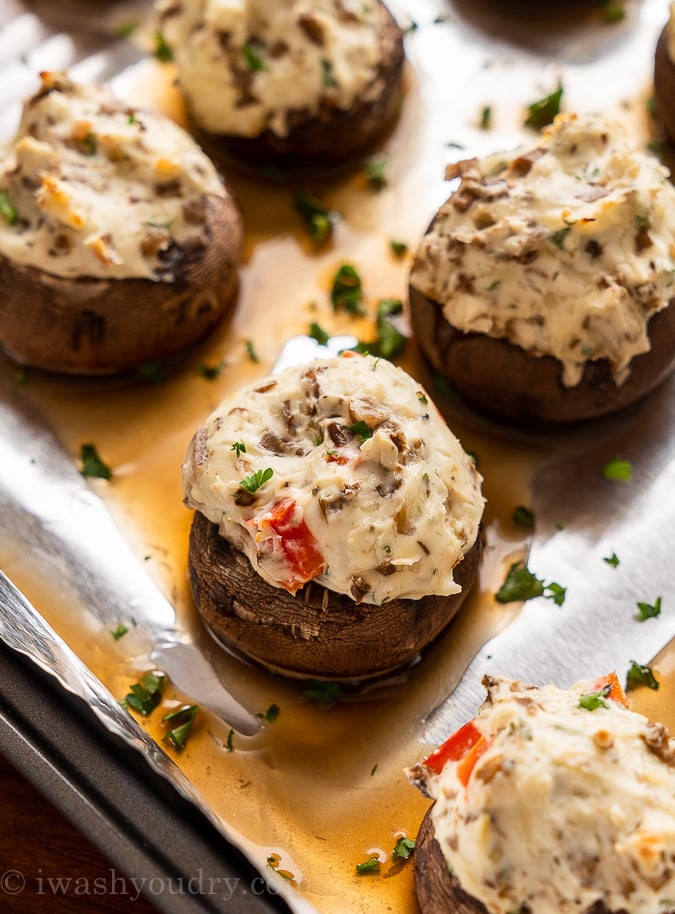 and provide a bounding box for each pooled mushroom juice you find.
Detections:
[1,2,675,913]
